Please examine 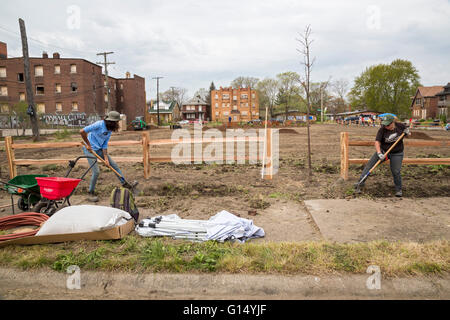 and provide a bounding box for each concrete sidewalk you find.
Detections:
[304,197,450,243]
